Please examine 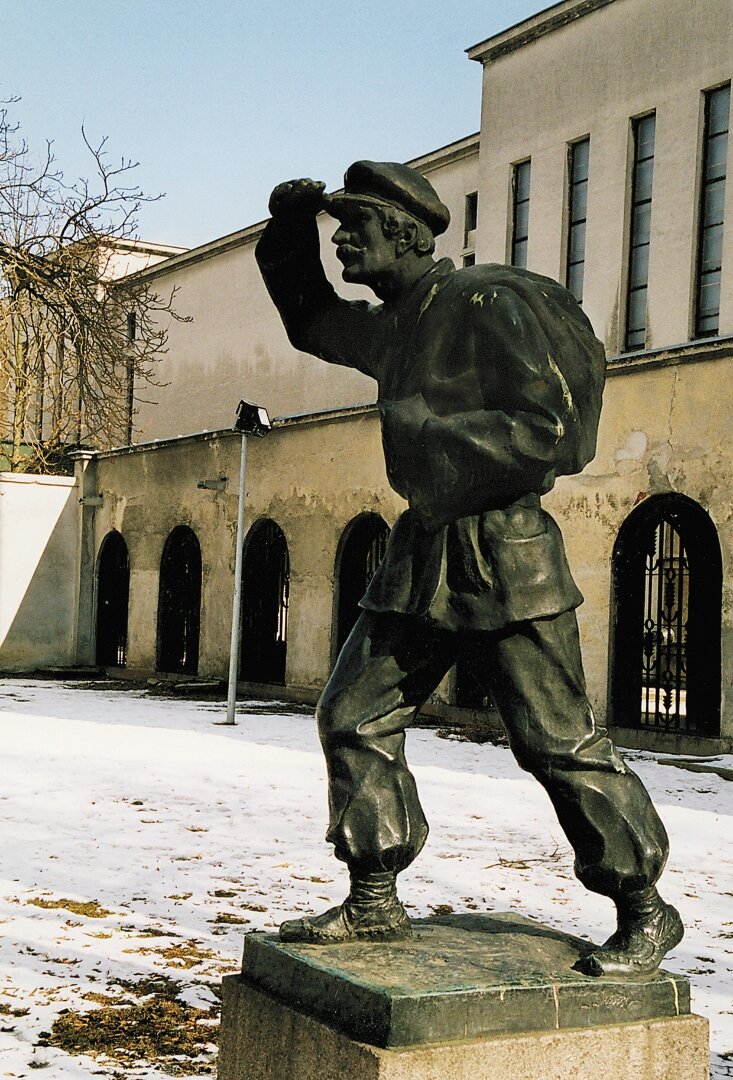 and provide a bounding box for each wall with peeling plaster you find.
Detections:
[82,343,733,752]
